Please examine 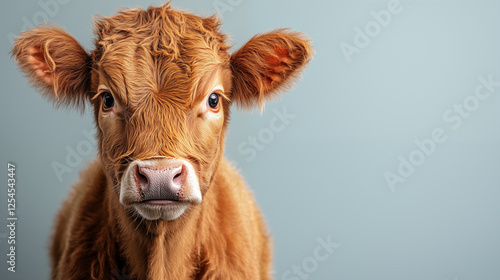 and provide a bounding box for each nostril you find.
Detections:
[172,165,186,185]
[136,165,149,186]
[172,165,184,183]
